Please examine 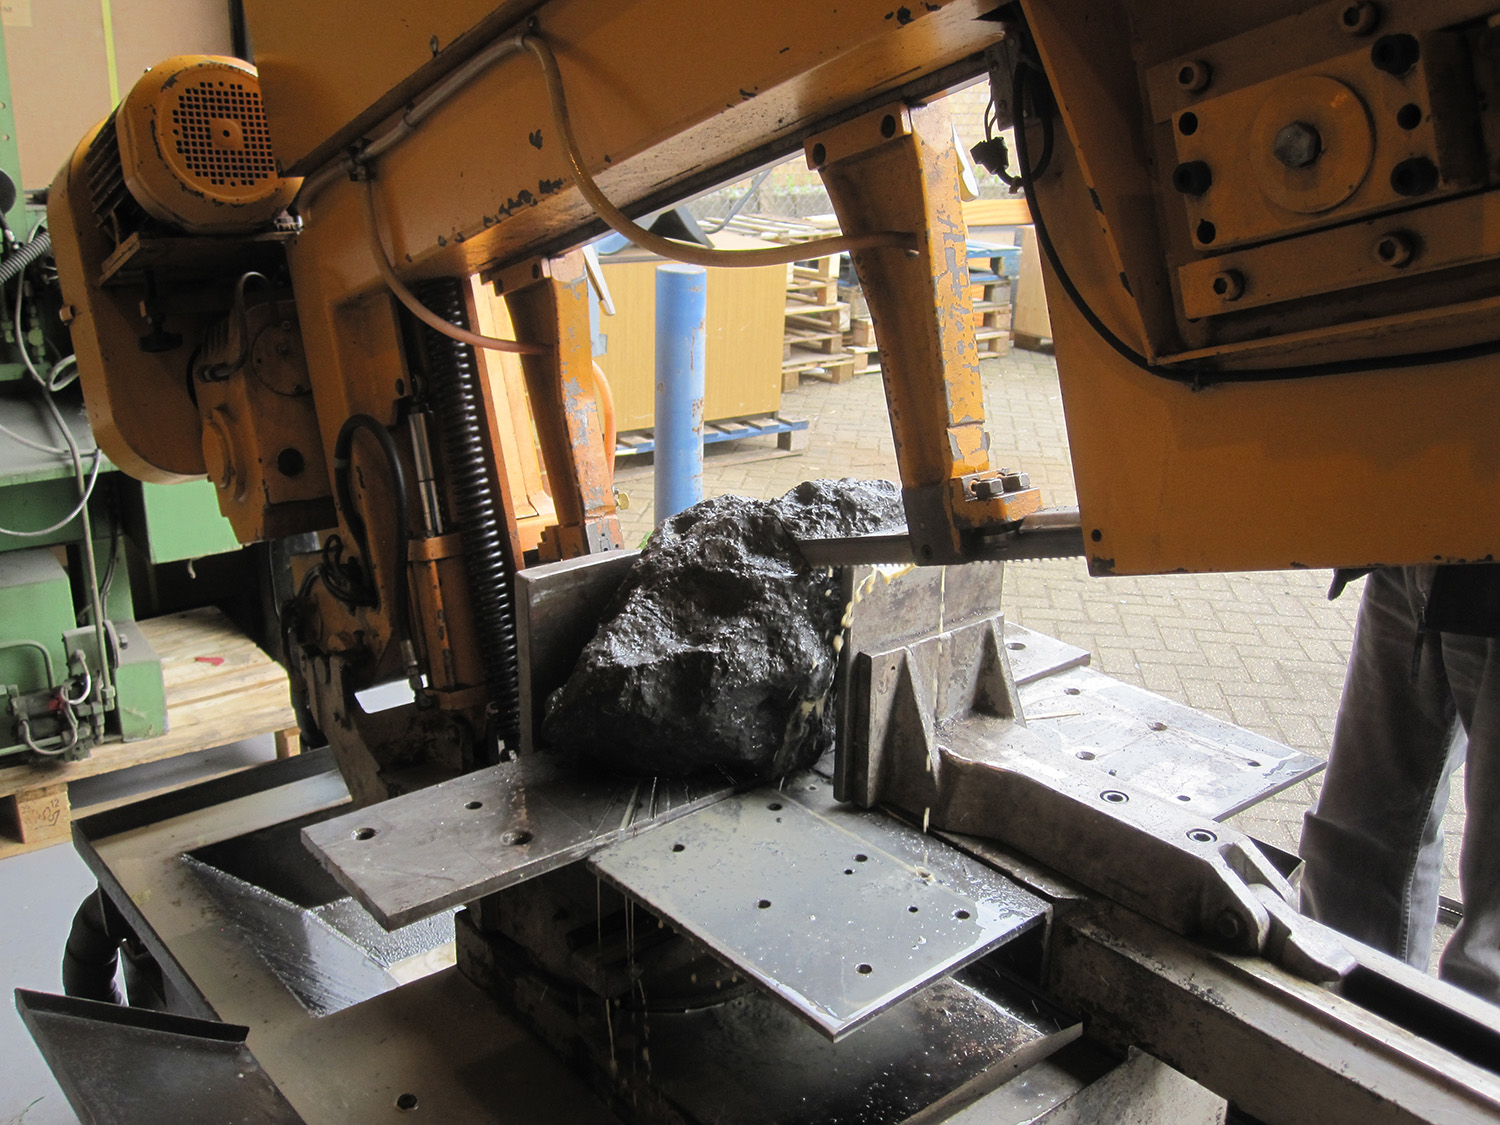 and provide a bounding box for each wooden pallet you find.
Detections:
[0,606,299,859]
